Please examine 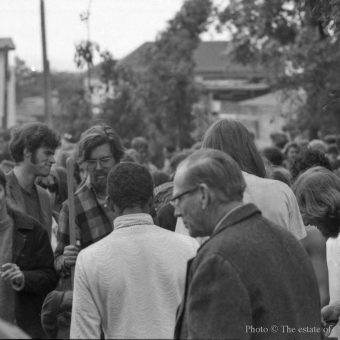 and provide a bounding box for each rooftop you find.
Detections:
[0,38,15,51]
[118,40,265,80]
